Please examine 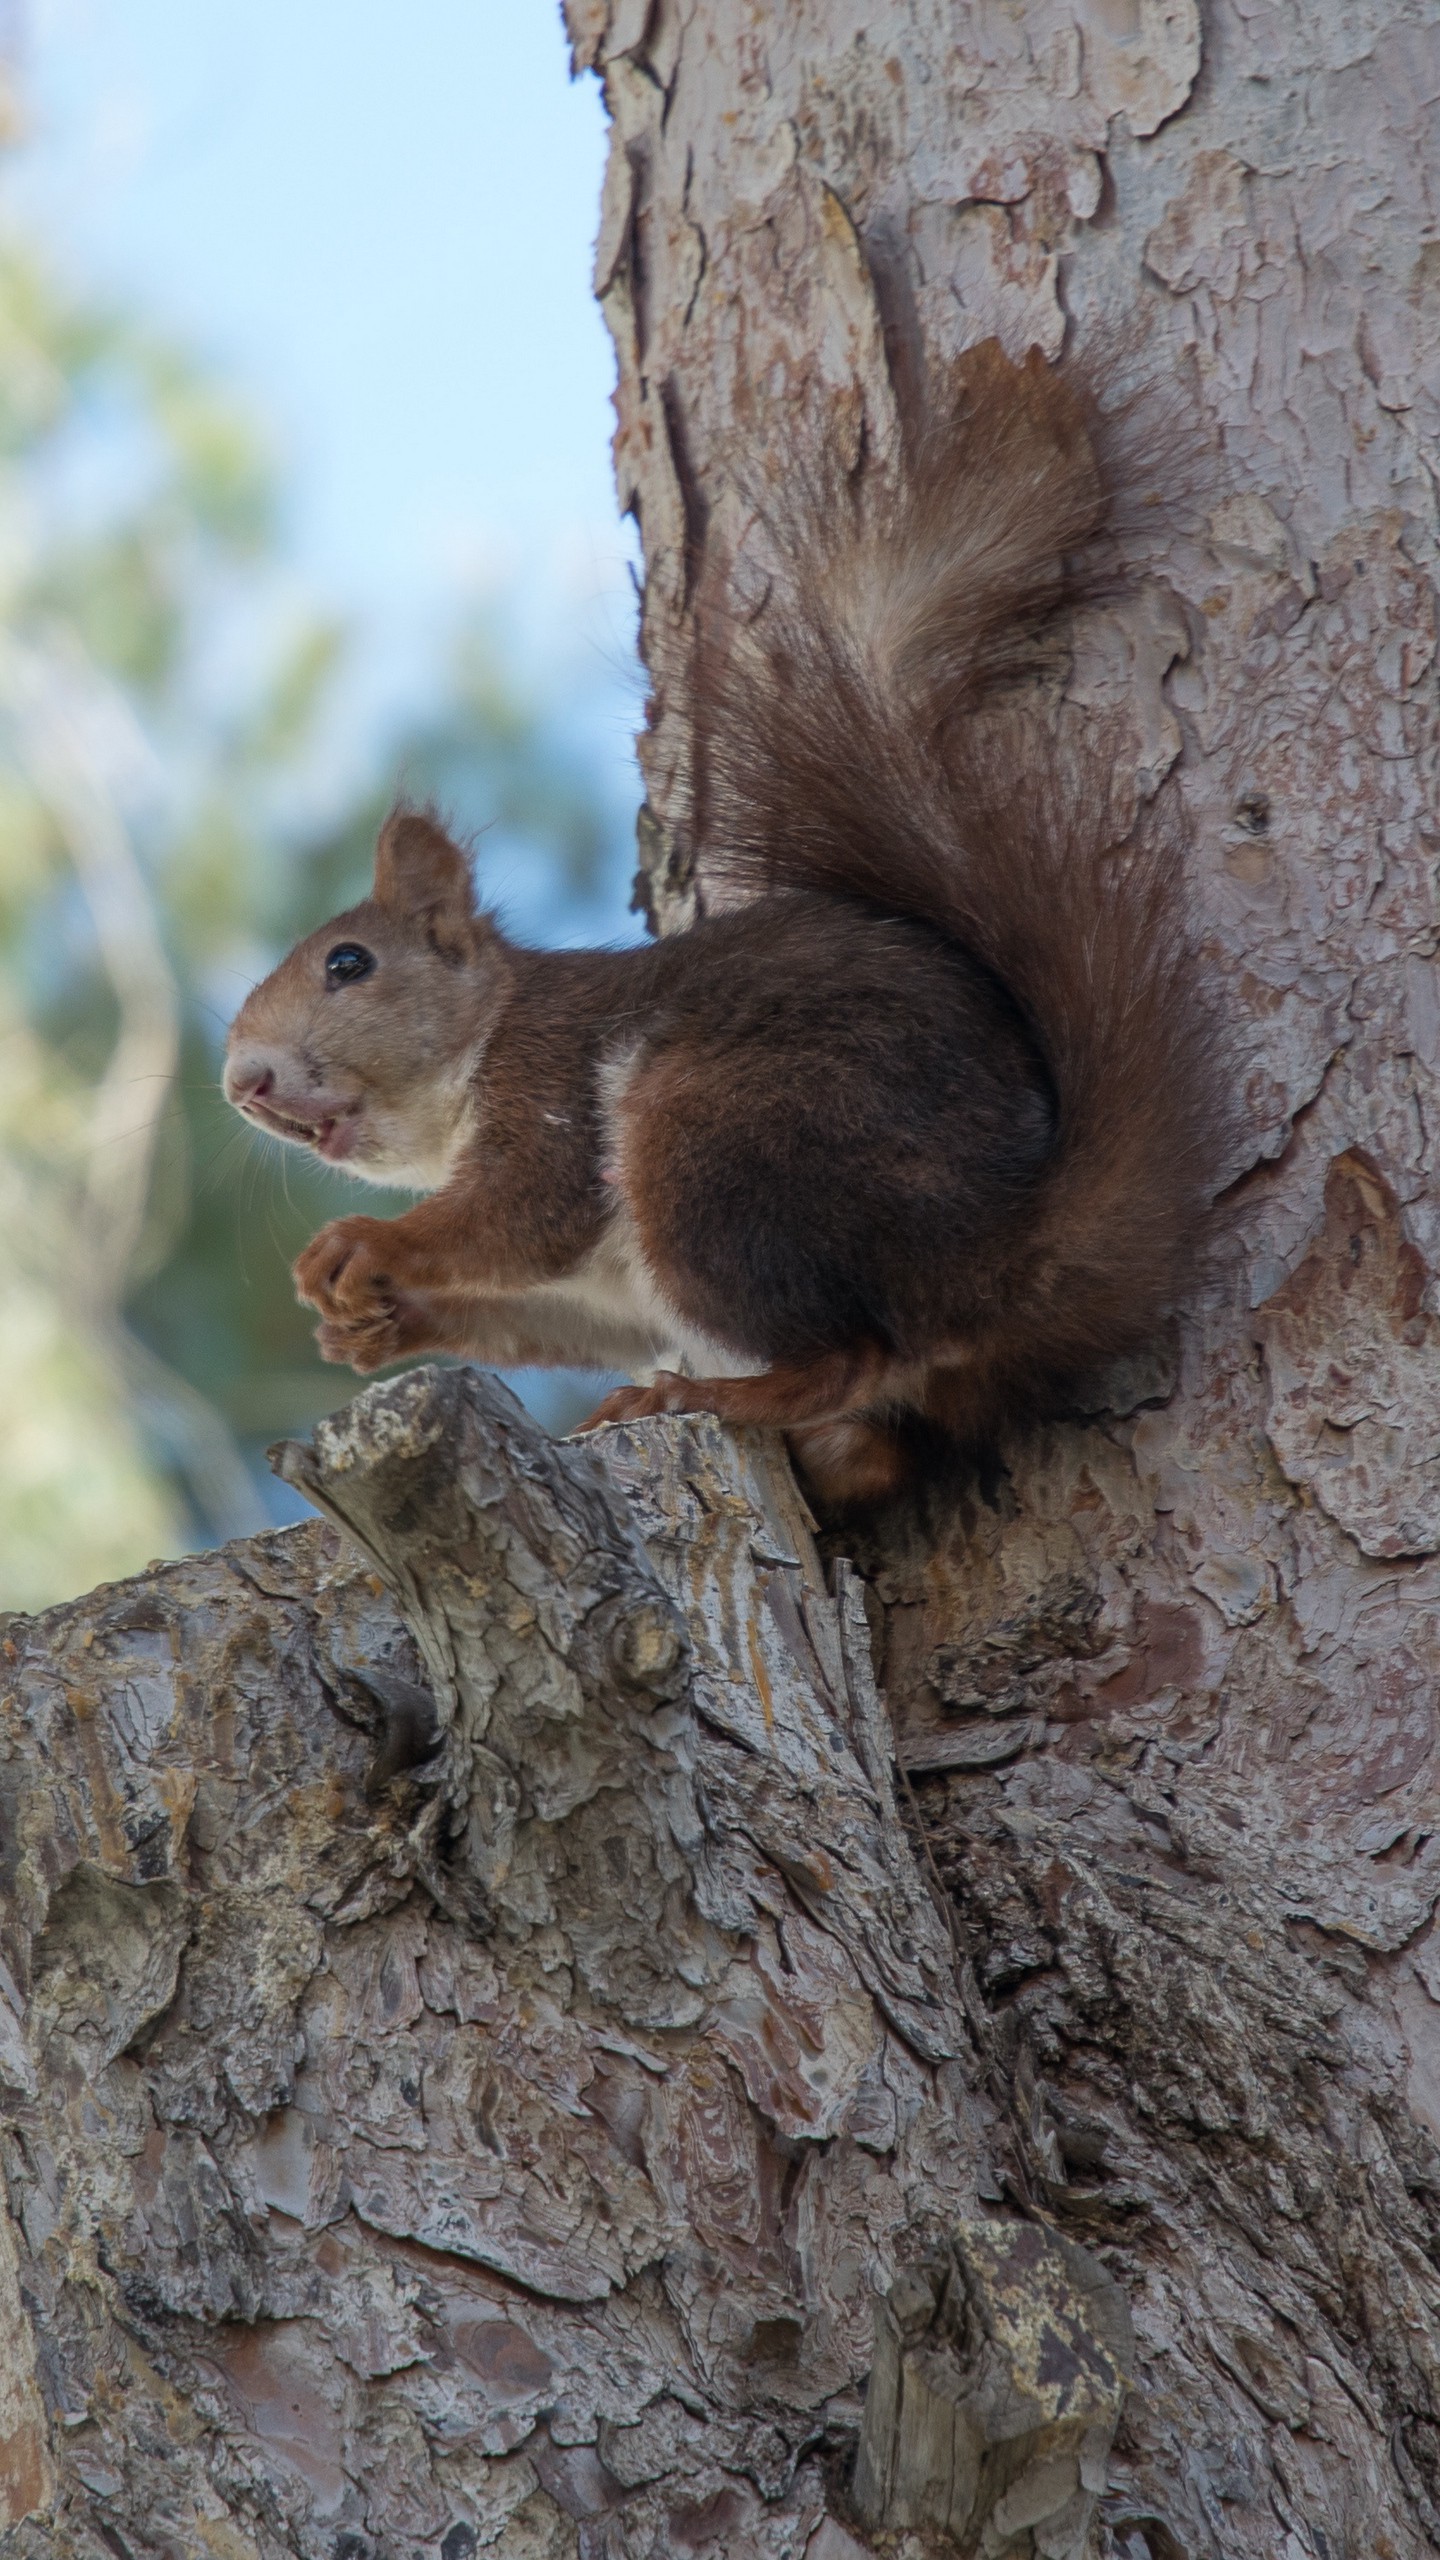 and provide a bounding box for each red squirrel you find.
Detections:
[225,342,1225,1504]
